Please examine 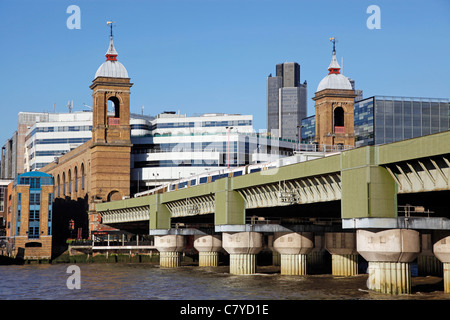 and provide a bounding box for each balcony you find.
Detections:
[334,126,345,134]
[108,117,120,126]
